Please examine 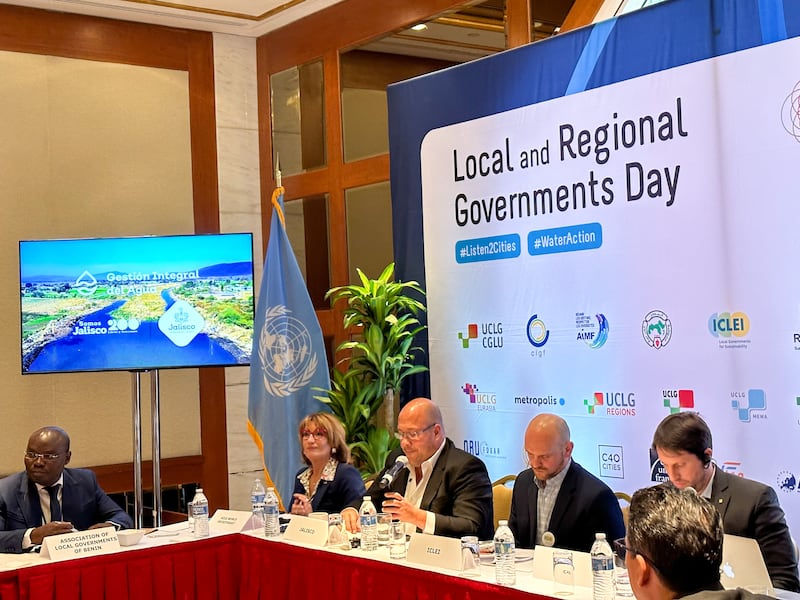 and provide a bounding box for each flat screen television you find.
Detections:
[19,233,255,374]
